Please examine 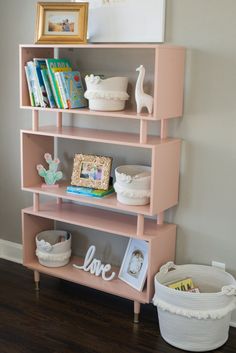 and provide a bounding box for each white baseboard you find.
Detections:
[230,320,236,328]
[0,239,23,264]
[0,239,236,327]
